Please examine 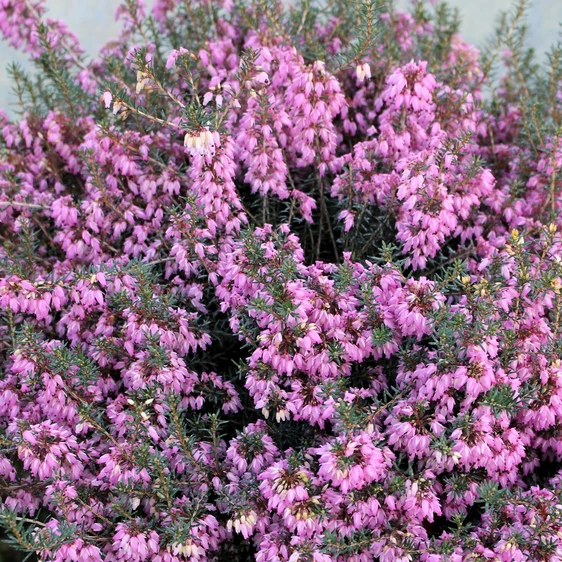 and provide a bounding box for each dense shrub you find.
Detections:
[1,0,562,560]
